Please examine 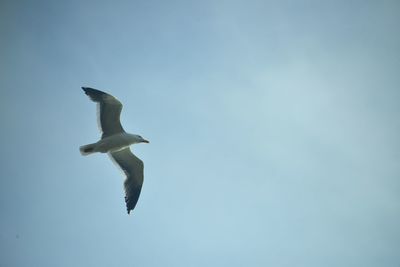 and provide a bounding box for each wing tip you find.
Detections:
[81,87,108,101]
[125,195,138,215]
[81,86,91,93]
[82,86,100,94]
[127,204,134,215]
